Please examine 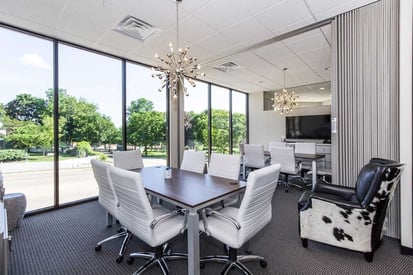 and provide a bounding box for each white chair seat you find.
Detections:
[146,206,185,248]
[199,207,241,248]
